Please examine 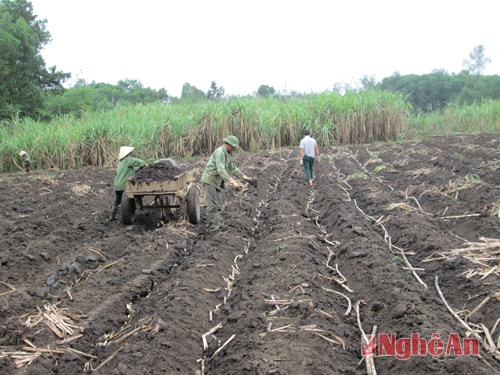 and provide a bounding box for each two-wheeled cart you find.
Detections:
[121,170,201,225]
